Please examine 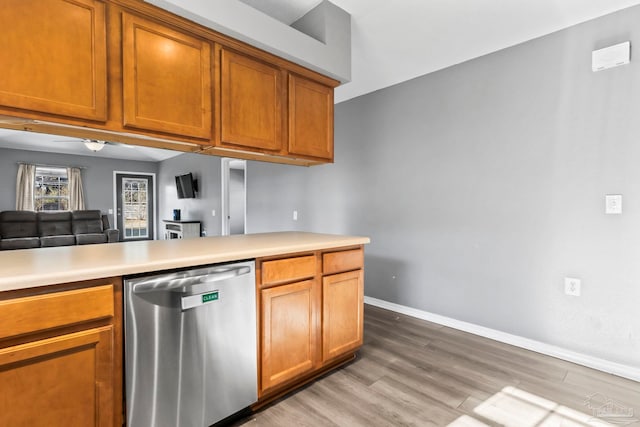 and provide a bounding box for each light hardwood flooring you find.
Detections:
[235,304,640,426]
